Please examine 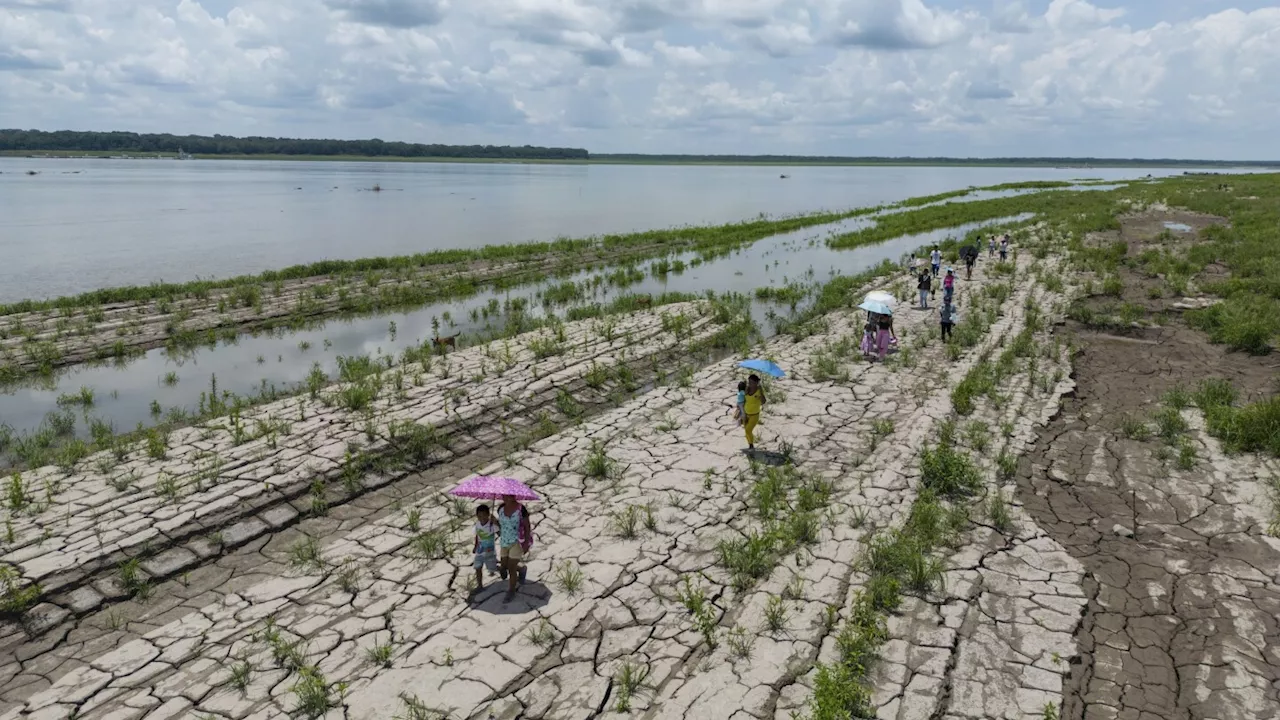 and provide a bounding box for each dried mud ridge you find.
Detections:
[0,241,670,378]
[1,304,725,626]
[0,218,1275,720]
